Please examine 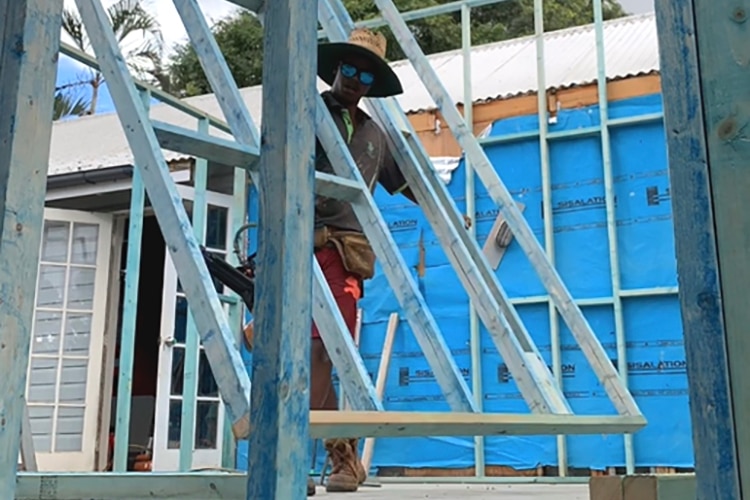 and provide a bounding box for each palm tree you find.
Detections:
[53,90,91,121]
[59,0,166,115]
